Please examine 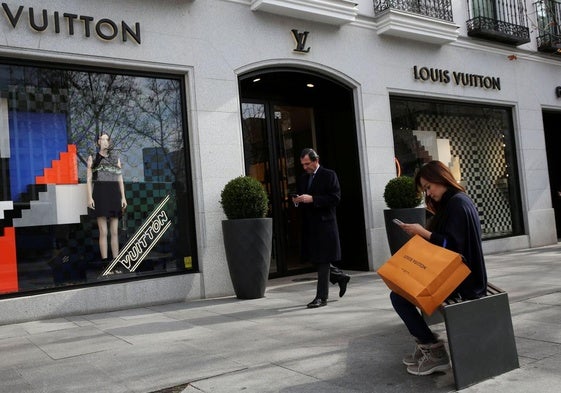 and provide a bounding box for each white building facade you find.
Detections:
[0,0,560,323]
